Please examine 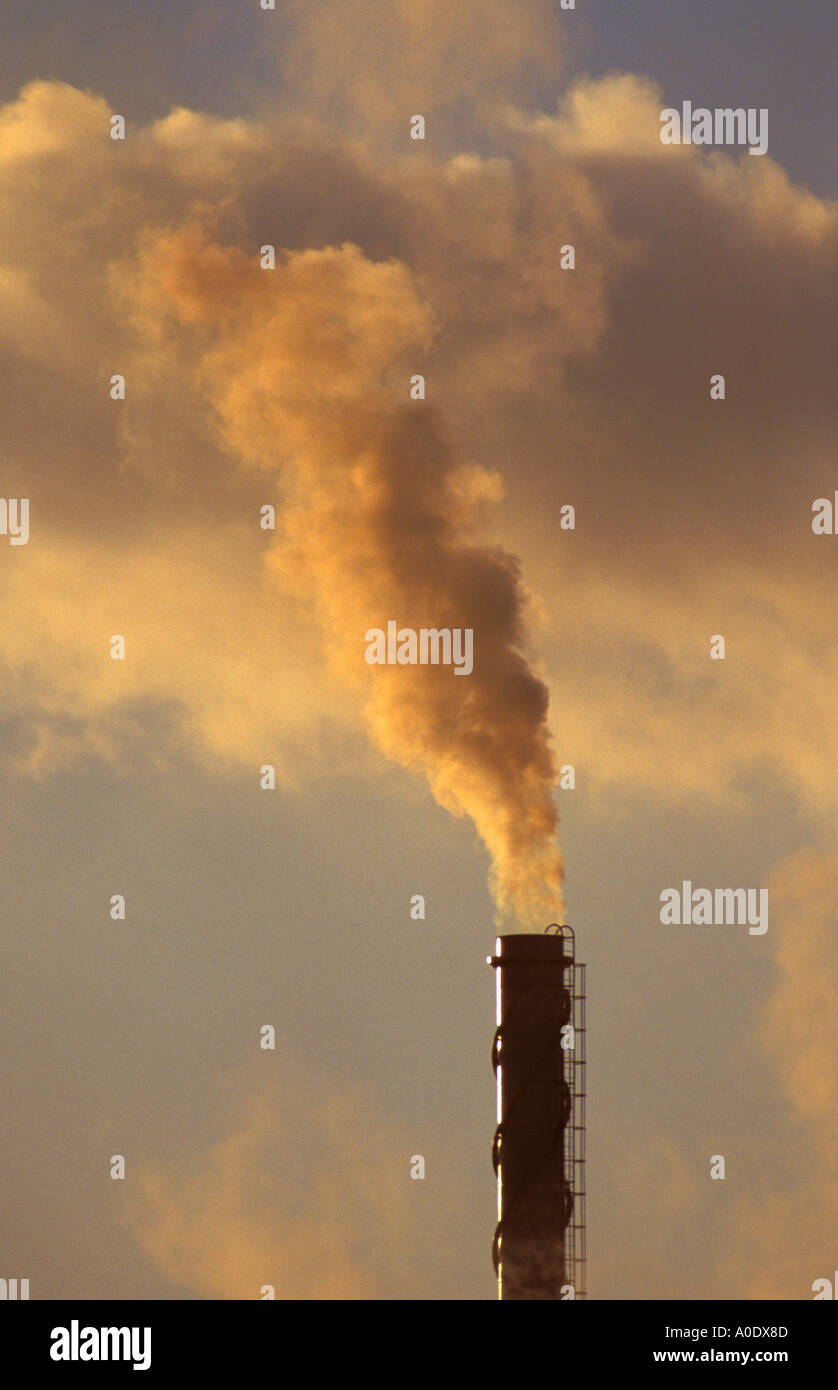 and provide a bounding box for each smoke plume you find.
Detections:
[135,228,565,925]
